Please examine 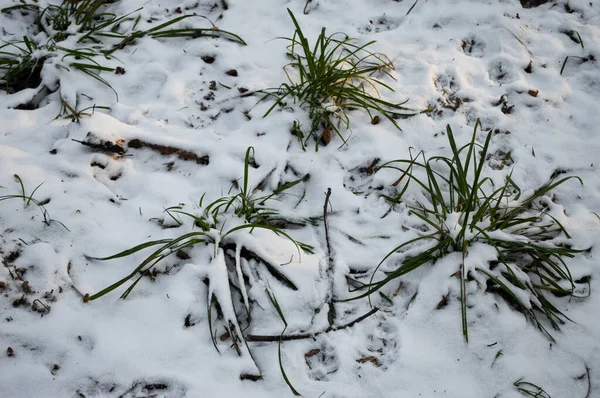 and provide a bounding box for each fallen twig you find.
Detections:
[303,0,312,14]
[71,138,125,154]
[245,306,379,342]
[323,187,336,326]
[584,364,592,398]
